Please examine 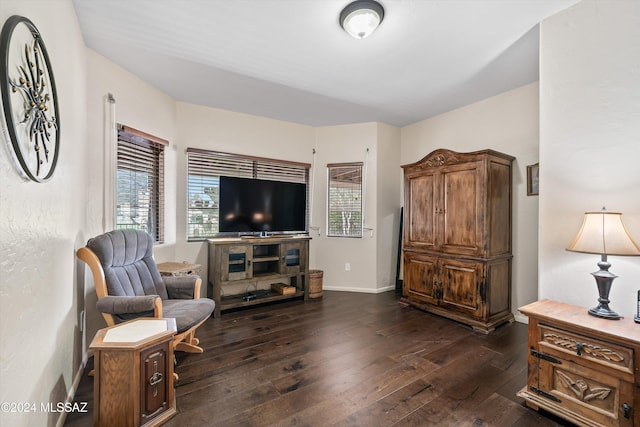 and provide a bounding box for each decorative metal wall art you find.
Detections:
[0,15,60,182]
